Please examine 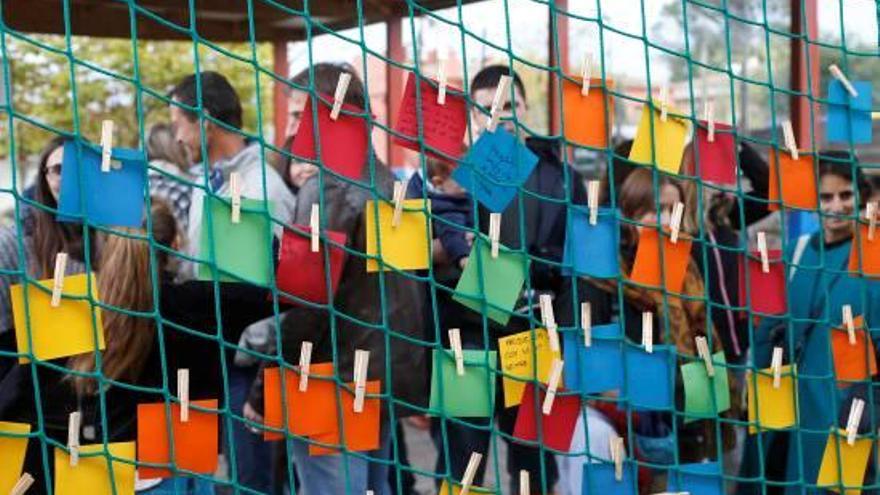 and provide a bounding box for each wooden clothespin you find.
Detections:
[781,120,799,161]
[846,398,865,445]
[695,336,714,377]
[659,85,669,122]
[448,328,465,376]
[178,368,190,423]
[68,411,81,466]
[580,52,592,96]
[353,349,370,413]
[842,305,856,345]
[757,231,770,274]
[581,302,592,347]
[704,100,716,143]
[299,341,313,392]
[460,452,483,495]
[10,473,35,495]
[539,294,560,352]
[587,180,600,226]
[828,64,859,98]
[669,201,684,244]
[391,181,406,228]
[609,436,625,481]
[51,252,68,308]
[866,201,877,241]
[310,204,320,253]
[541,358,564,415]
[100,119,114,173]
[519,470,530,495]
[771,346,783,389]
[641,312,653,354]
[489,213,501,259]
[330,72,352,121]
[486,75,512,132]
[230,172,242,224]
[437,55,448,105]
